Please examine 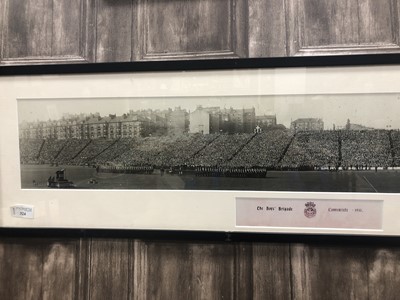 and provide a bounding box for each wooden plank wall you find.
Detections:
[2,0,400,64]
[2,0,400,298]
[1,238,400,299]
